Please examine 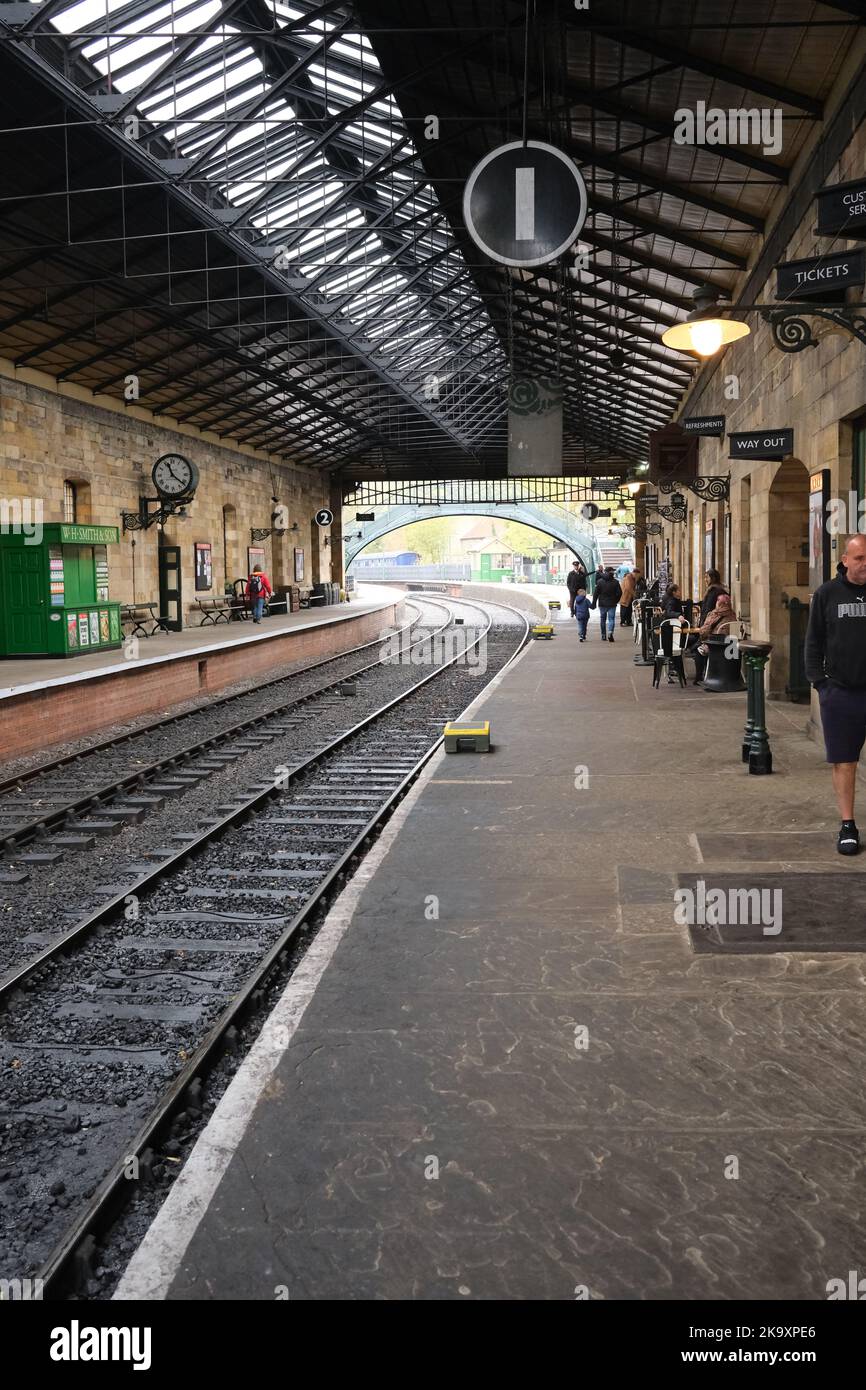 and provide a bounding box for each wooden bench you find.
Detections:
[194,595,237,626]
[300,590,326,609]
[121,603,170,638]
